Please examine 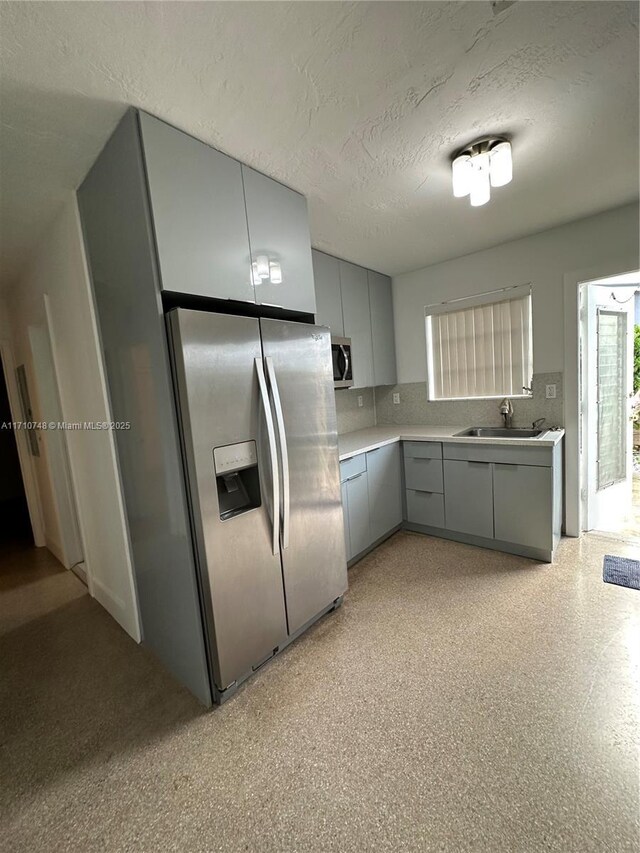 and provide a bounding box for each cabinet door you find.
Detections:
[367,444,402,542]
[139,112,255,303]
[494,464,552,550]
[340,260,374,389]
[241,166,316,314]
[444,460,494,538]
[341,481,351,560]
[345,471,370,559]
[312,250,344,335]
[368,270,397,386]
